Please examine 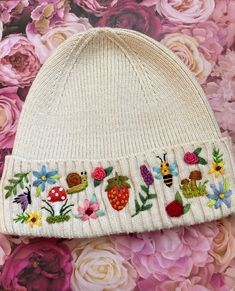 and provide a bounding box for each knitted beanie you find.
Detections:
[1,28,235,238]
